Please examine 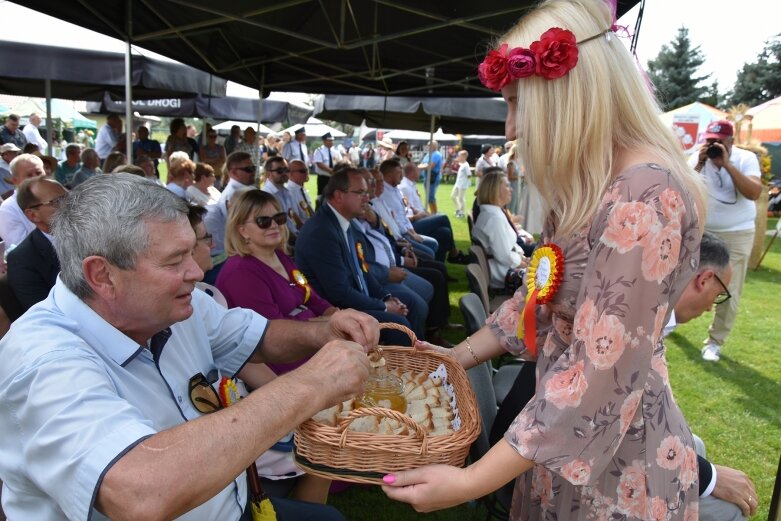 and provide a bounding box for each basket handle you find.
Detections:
[337,407,429,455]
[378,322,418,353]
